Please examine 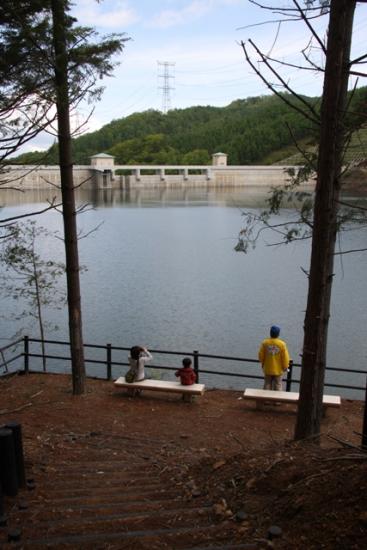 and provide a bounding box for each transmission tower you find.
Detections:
[157,61,175,114]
